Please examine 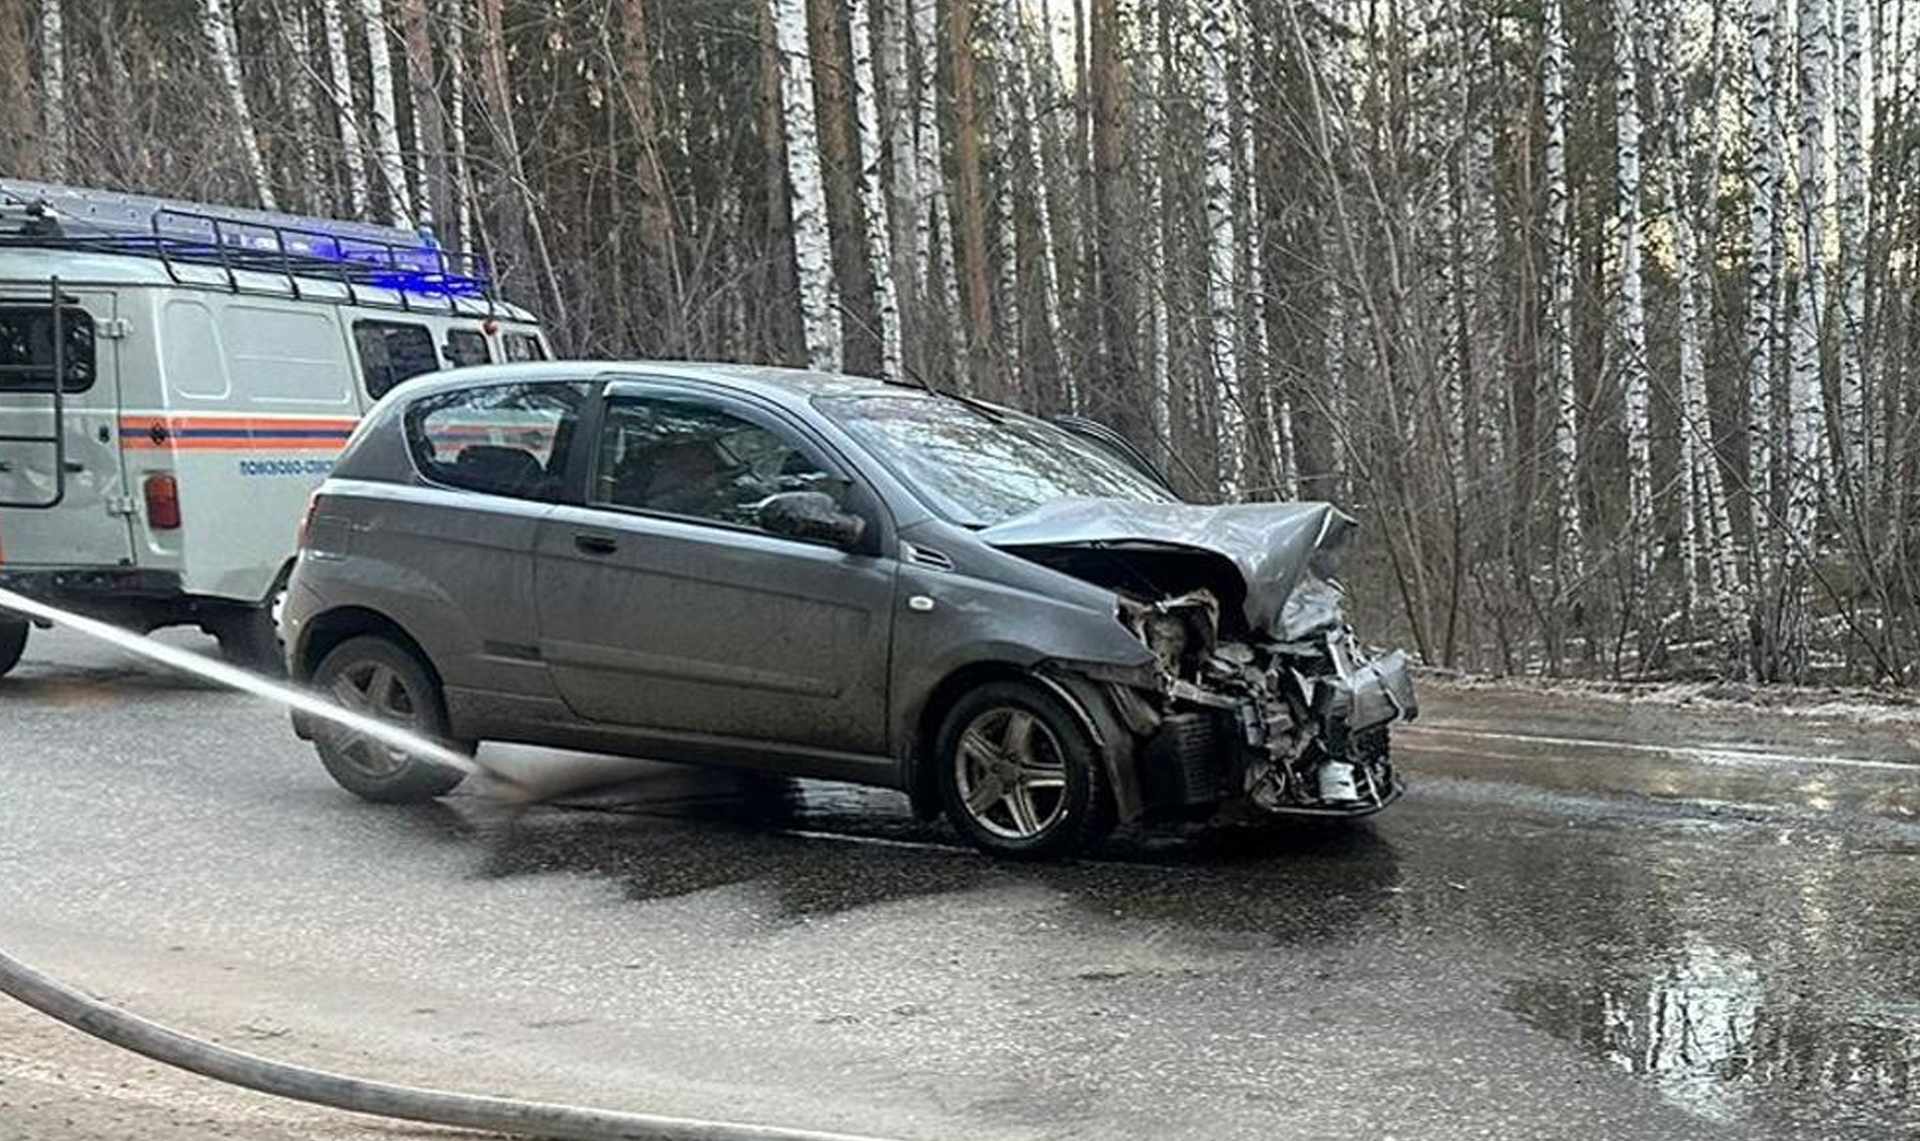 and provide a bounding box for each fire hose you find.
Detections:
[0,586,910,1141]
